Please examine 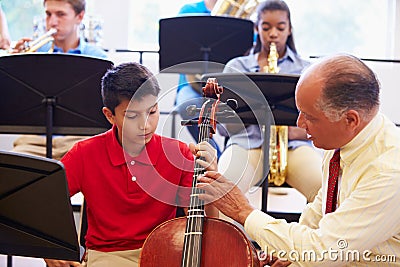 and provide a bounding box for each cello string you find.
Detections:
[184,96,214,266]
[193,121,206,265]
[192,117,209,265]
[184,121,204,266]
[185,120,203,266]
